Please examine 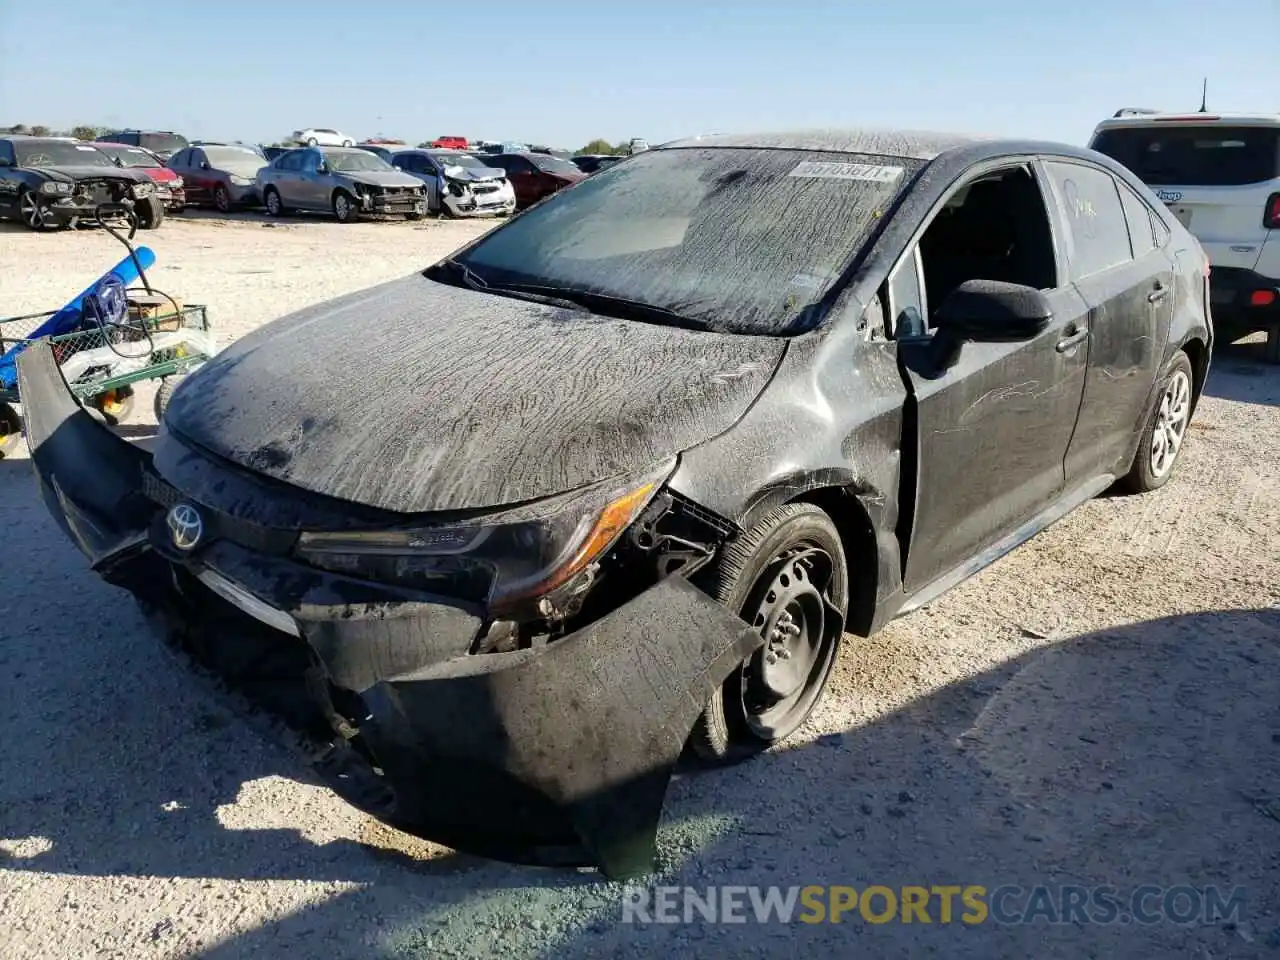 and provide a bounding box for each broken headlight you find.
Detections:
[38,181,72,195]
[131,182,155,198]
[293,460,675,612]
